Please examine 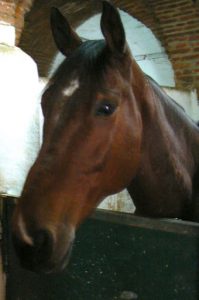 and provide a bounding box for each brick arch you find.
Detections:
[55,0,162,77]
[19,0,102,76]
[18,0,199,93]
[112,0,161,38]
[19,0,163,77]
[0,0,34,44]
[111,0,199,92]
[74,9,175,87]
[50,10,175,87]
